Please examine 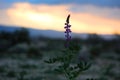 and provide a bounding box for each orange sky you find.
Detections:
[0,2,120,34]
